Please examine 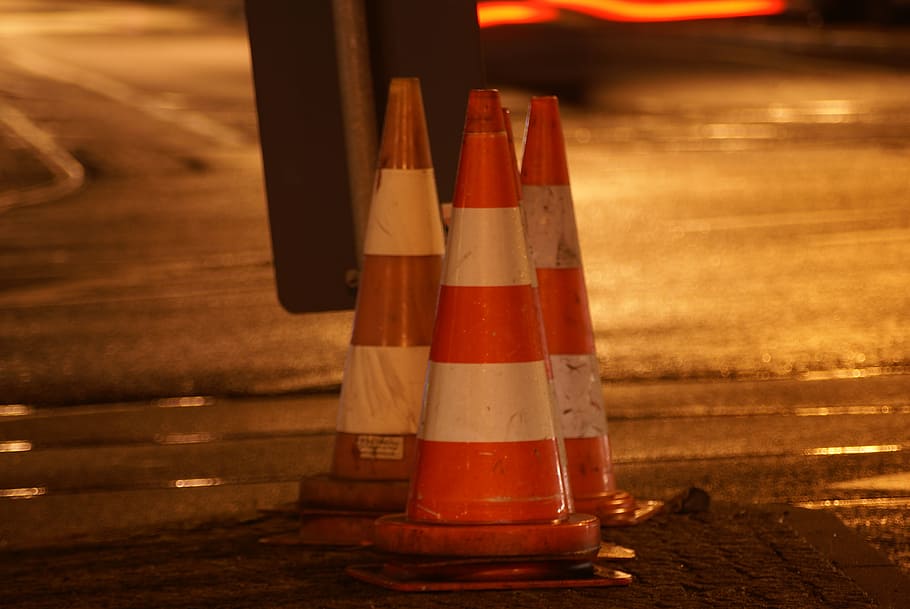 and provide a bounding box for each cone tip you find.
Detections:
[379,77,432,169]
[388,77,420,95]
[464,89,505,134]
[502,107,515,140]
[529,96,560,123]
[521,95,569,186]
